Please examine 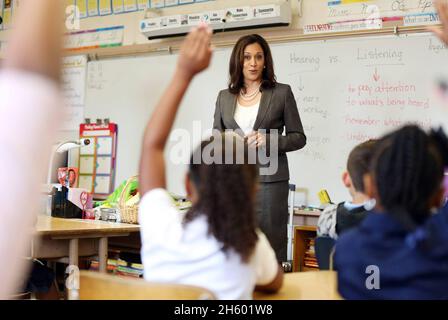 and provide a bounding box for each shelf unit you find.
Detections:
[293,225,318,272]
